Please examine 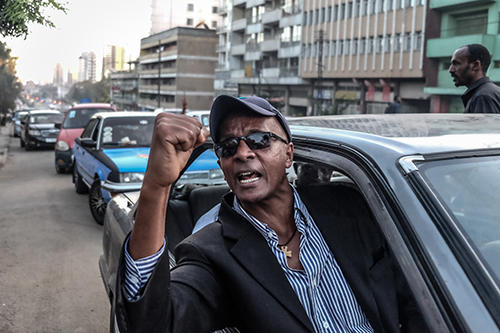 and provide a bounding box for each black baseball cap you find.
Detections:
[209,95,291,143]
